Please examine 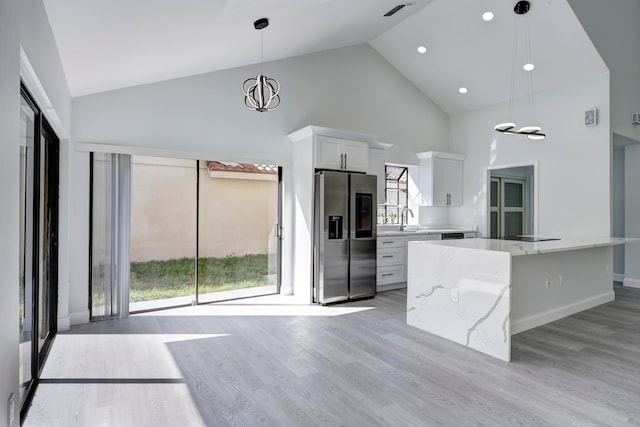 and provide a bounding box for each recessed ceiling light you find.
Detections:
[523,63,535,71]
[417,46,427,54]
[482,11,494,21]
[459,87,468,94]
